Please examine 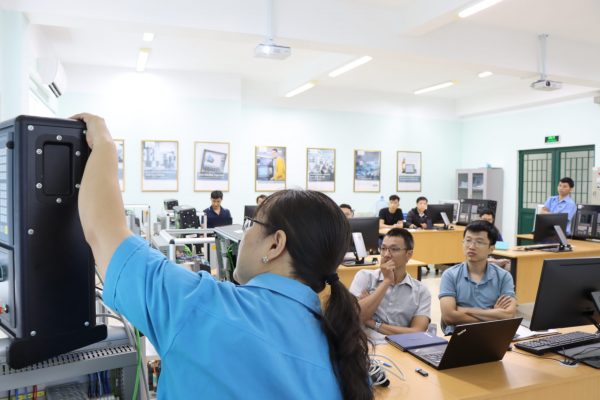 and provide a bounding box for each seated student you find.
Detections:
[256,194,267,205]
[478,209,510,270]
[340,203,354,219]
[379,195,404,231]
[203,190,232,228]
[439,220,516,335]
[541,177,577,234]
[406,196,429,229]
[349,228,431,343]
